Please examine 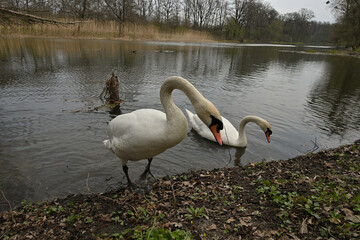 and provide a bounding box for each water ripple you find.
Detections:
[1,37,359,211]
